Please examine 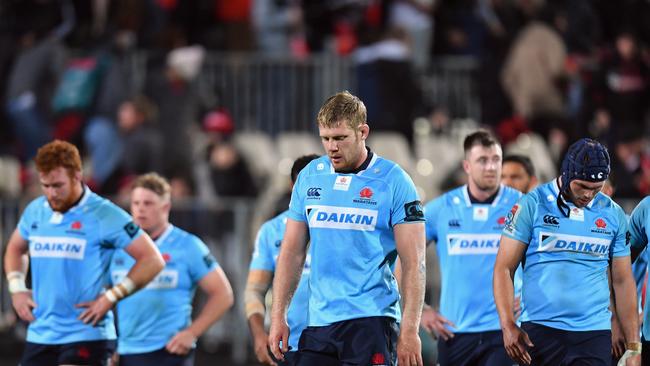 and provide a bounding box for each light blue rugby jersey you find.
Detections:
[249,210,311,351]
[424,184,521,333]
[503,179,629,331]
[17,187,141,344]
[110,225,218,354]
[627,196,650,339]
[288,154,424,326]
